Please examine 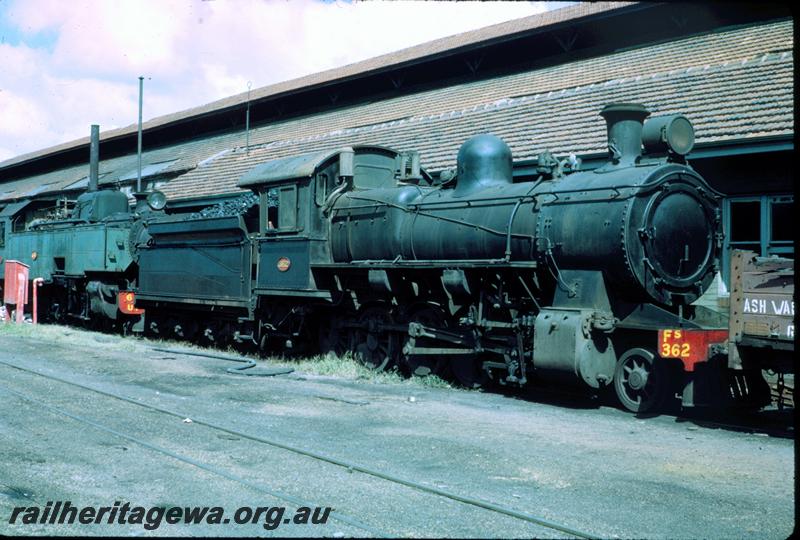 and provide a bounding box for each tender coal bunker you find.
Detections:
[649,191,711,281]
[189,192,259,219]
